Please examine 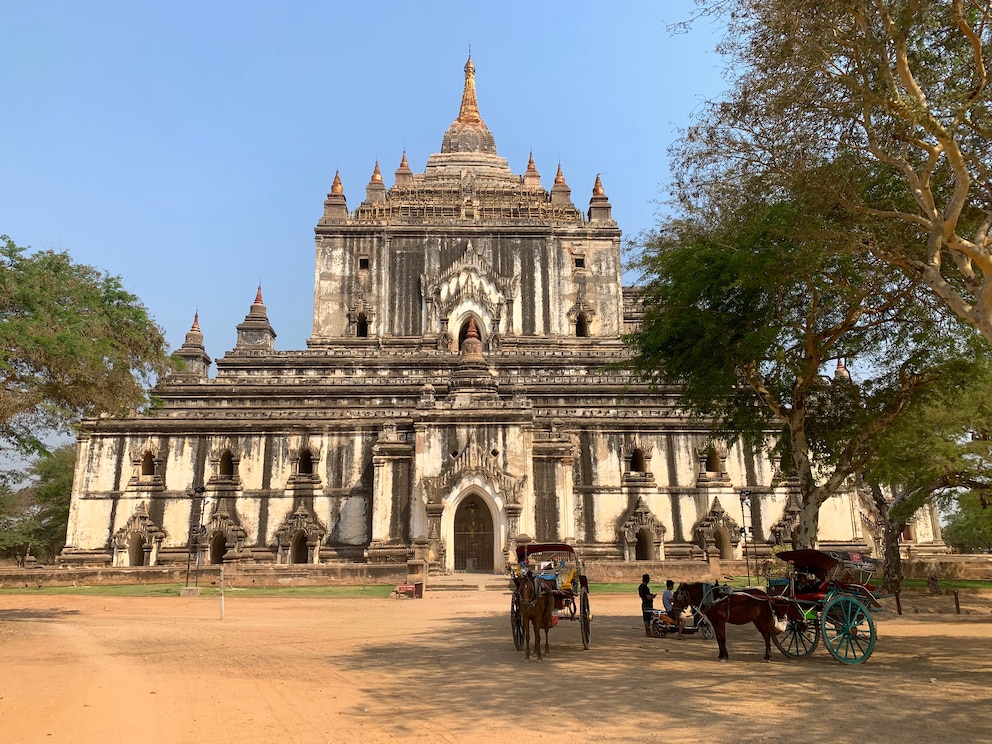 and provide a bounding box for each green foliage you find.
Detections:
[0,583,399,598]
[628,159,985,546]
[0,484,37,564]
[866,354,992,522]
[676,1,992,342]
[0,445,75,564]
[0,236,172,459]
[943,492,992,553]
